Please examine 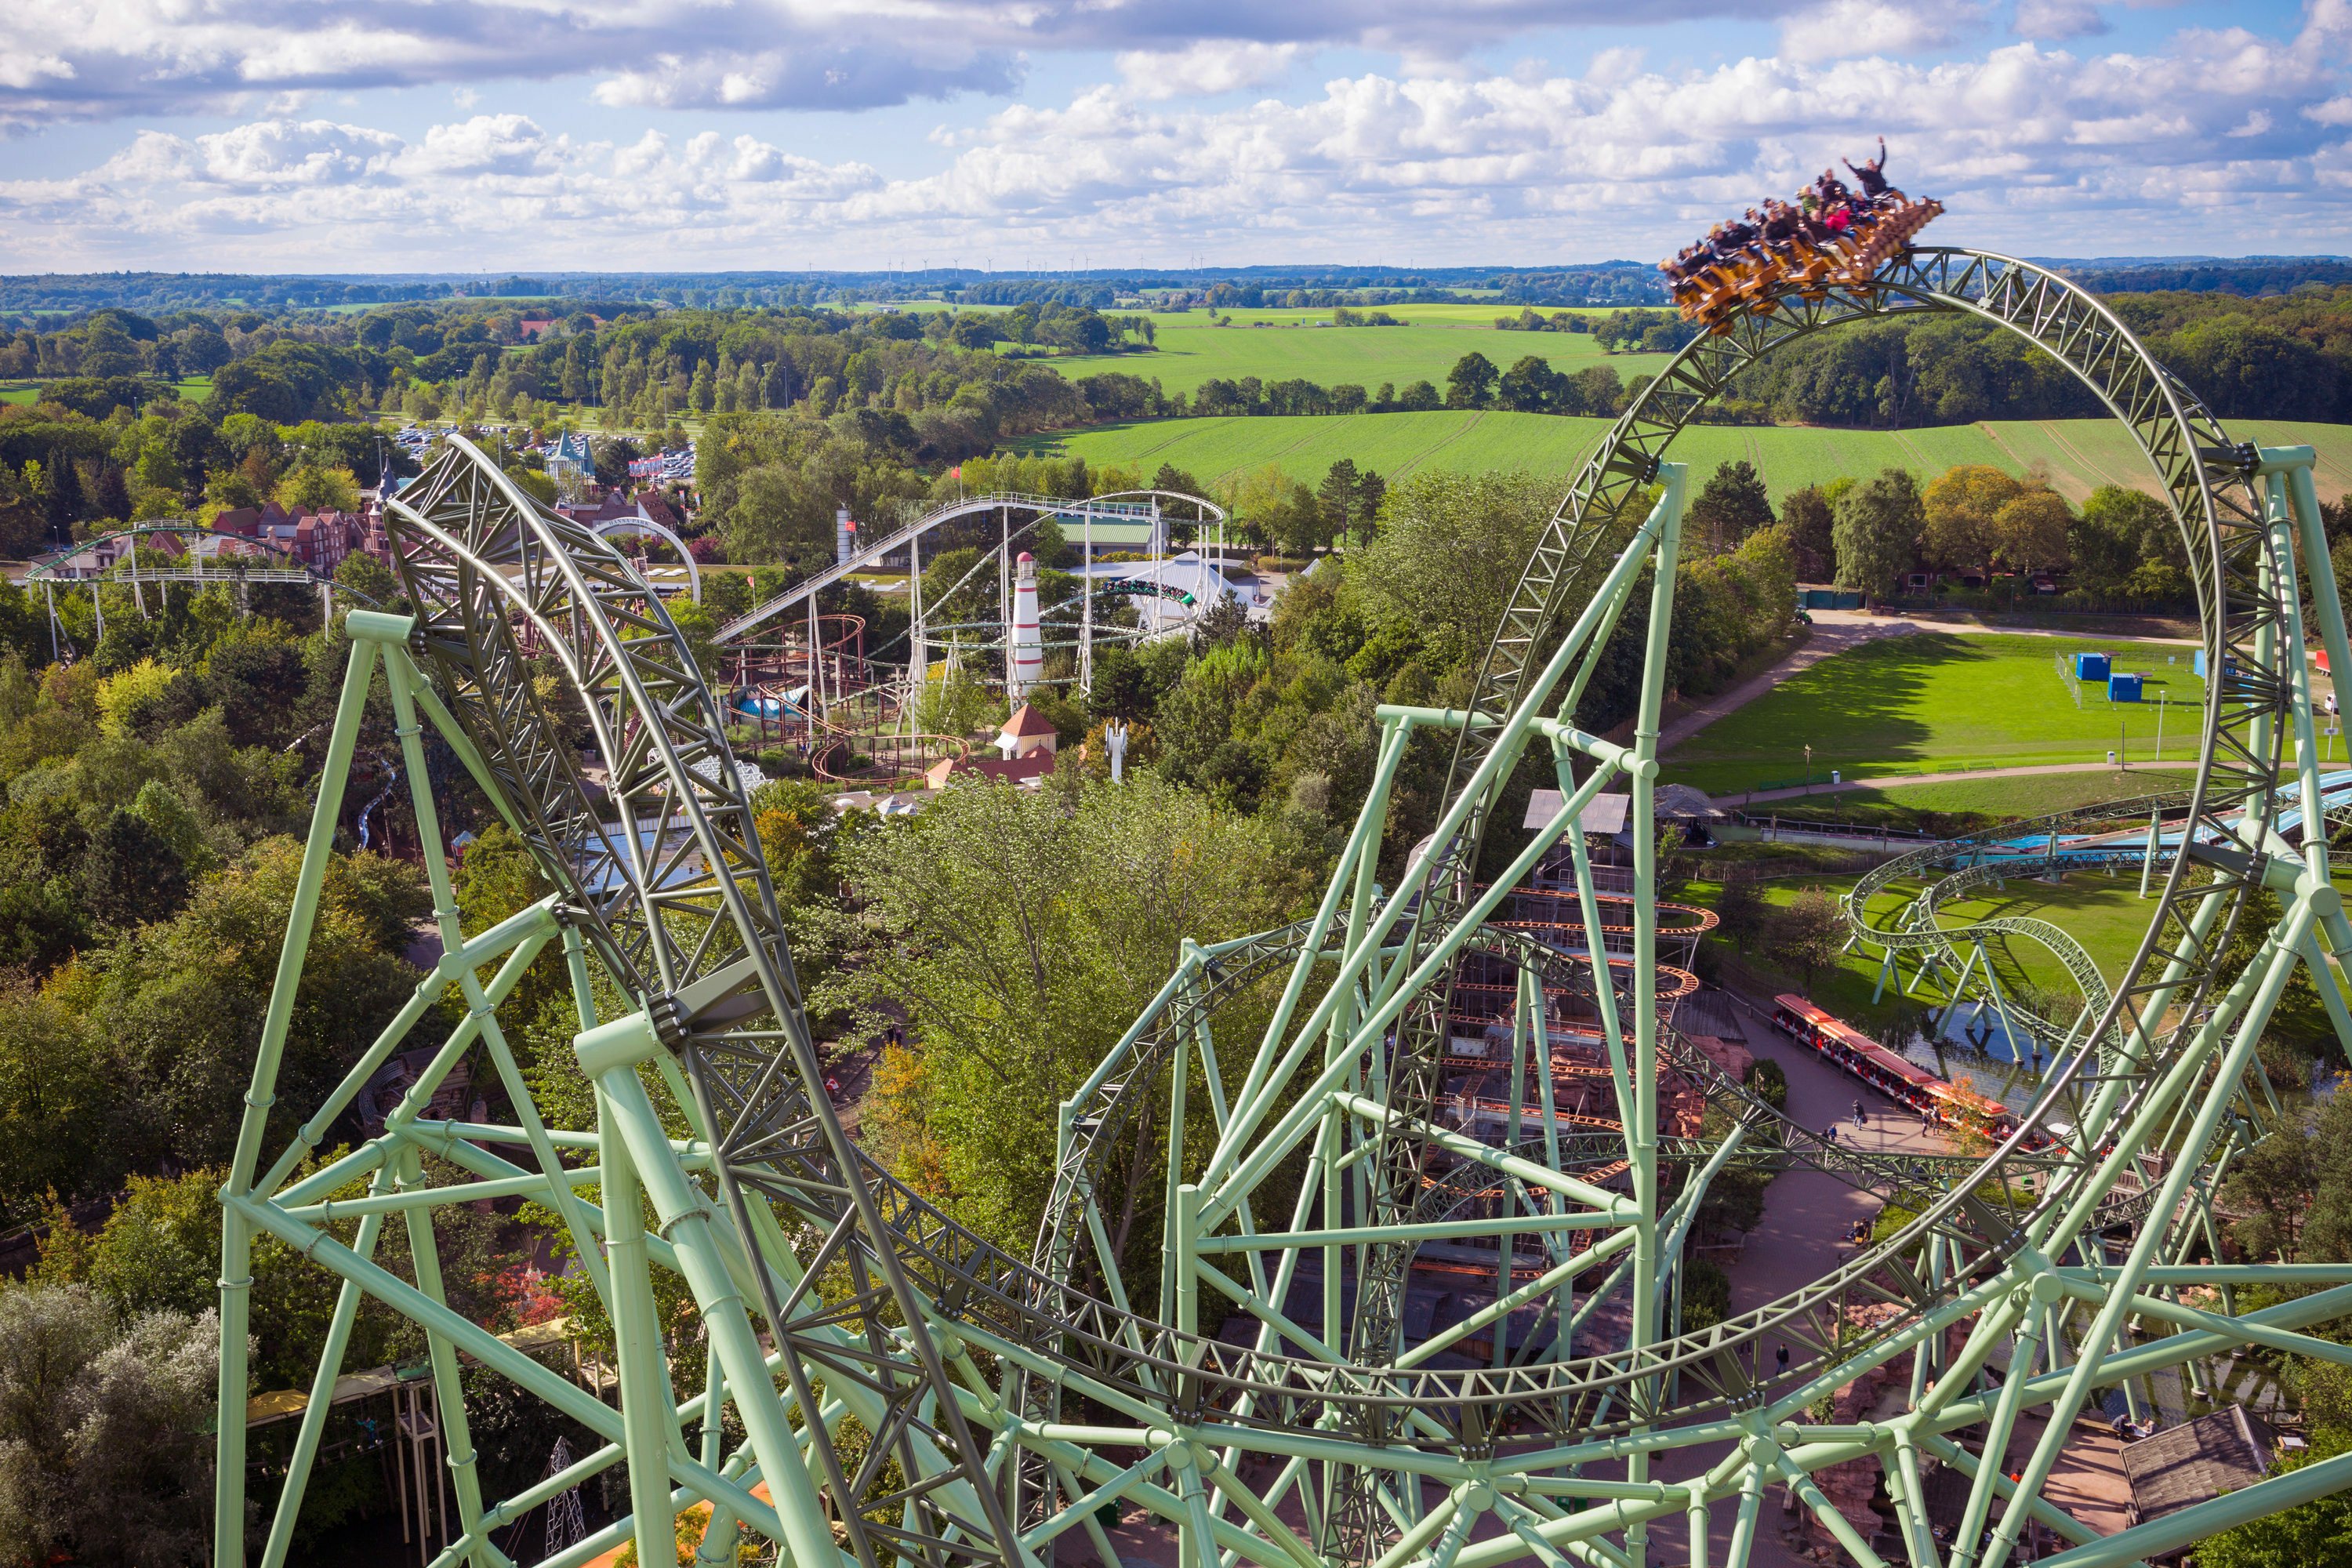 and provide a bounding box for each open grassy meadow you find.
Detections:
[1020,410,2352,499]
[1757,768,2198,834]
[1662,632,2205,795]
[1043,310,1676,397]
[1680,861,2161,1039]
